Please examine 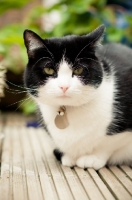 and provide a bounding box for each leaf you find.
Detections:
[106,27,125,42]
